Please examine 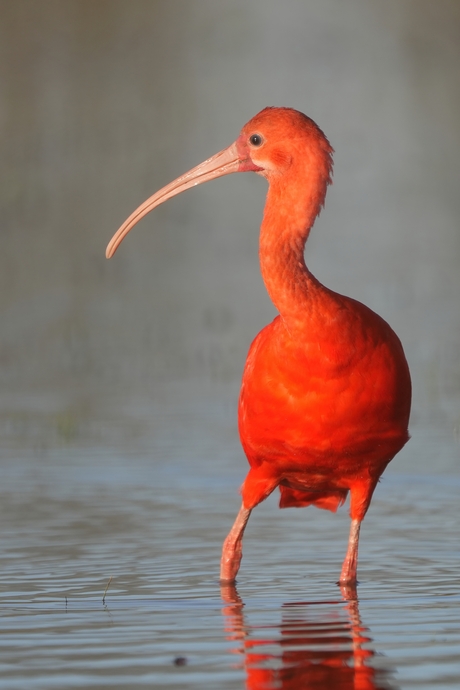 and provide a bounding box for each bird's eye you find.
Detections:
[249,134,263,147]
